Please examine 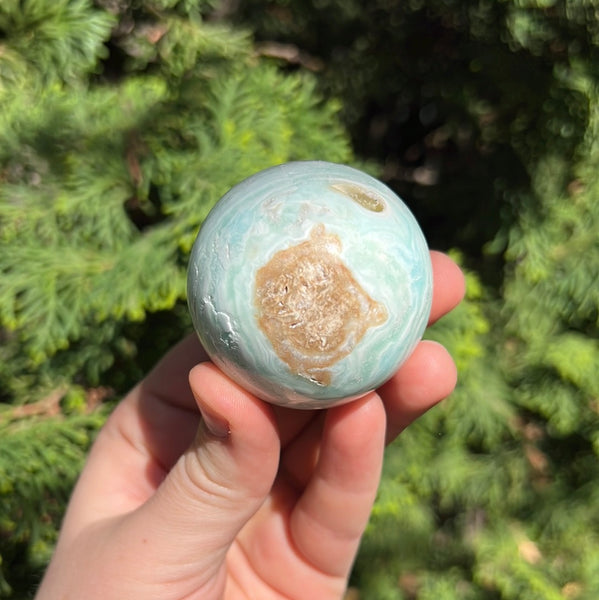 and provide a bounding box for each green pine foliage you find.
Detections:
[0,1,351,596]
[231,1,599,598]
[0,407,107,596]
[2,0,599,599]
